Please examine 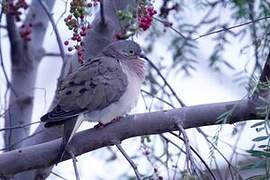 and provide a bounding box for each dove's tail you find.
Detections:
[58,116,79,163]
[40,105,82,127]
